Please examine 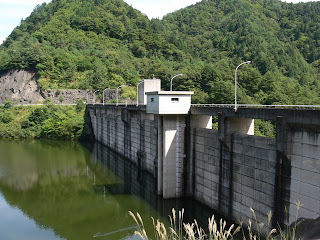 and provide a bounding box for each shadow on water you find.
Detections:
[84,142,320,240]
[83,141,222,231]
